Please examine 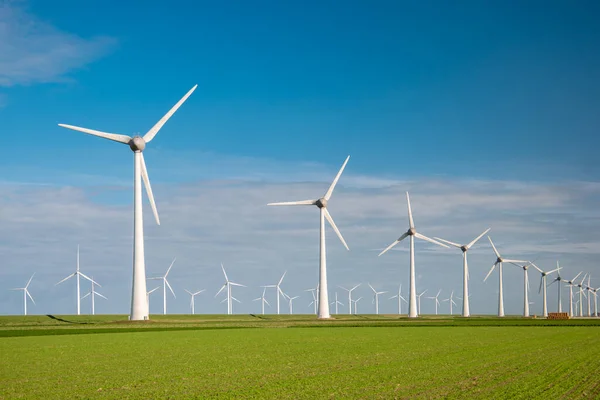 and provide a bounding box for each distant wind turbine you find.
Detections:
[56,246,100,315]
[426,290,442,315]
[58,85,197,321]
[148,258,176,315]
[416,289,428,315]
[576,274,587,317]
[353,297,363,314]
[368,283,387,315]
[564,272,583,317]
[510,262,532,317]
[379,192,449,318]
[10,273,35,315]
[81,276,107,315]
[215,264,245,315]
[338,284,361,315]
[146,287,159,313]
[262,271,287,315]
[268,156,351,319]
[389,284,407,315]
[283,293,300,315]
[253,288,270,315]
[185,289,205,315]
[529,262,560,317]
[330,292,344,315]
[442,290,458,315]
[548,262,565,312]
